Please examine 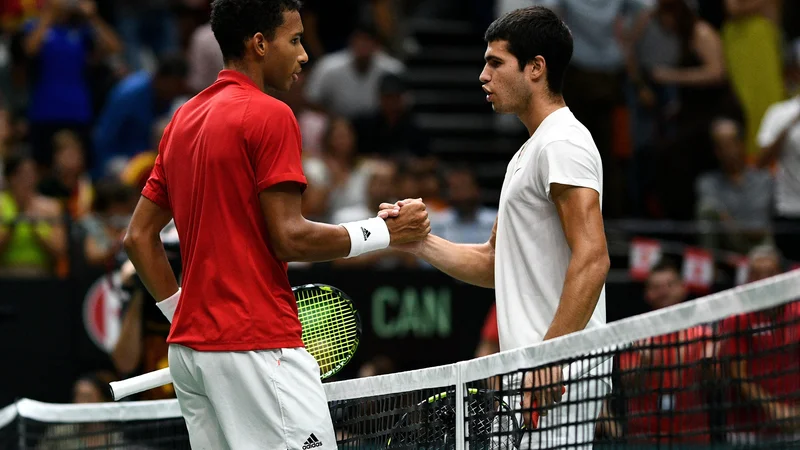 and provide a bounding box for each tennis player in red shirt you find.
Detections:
[122,1,430,448]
